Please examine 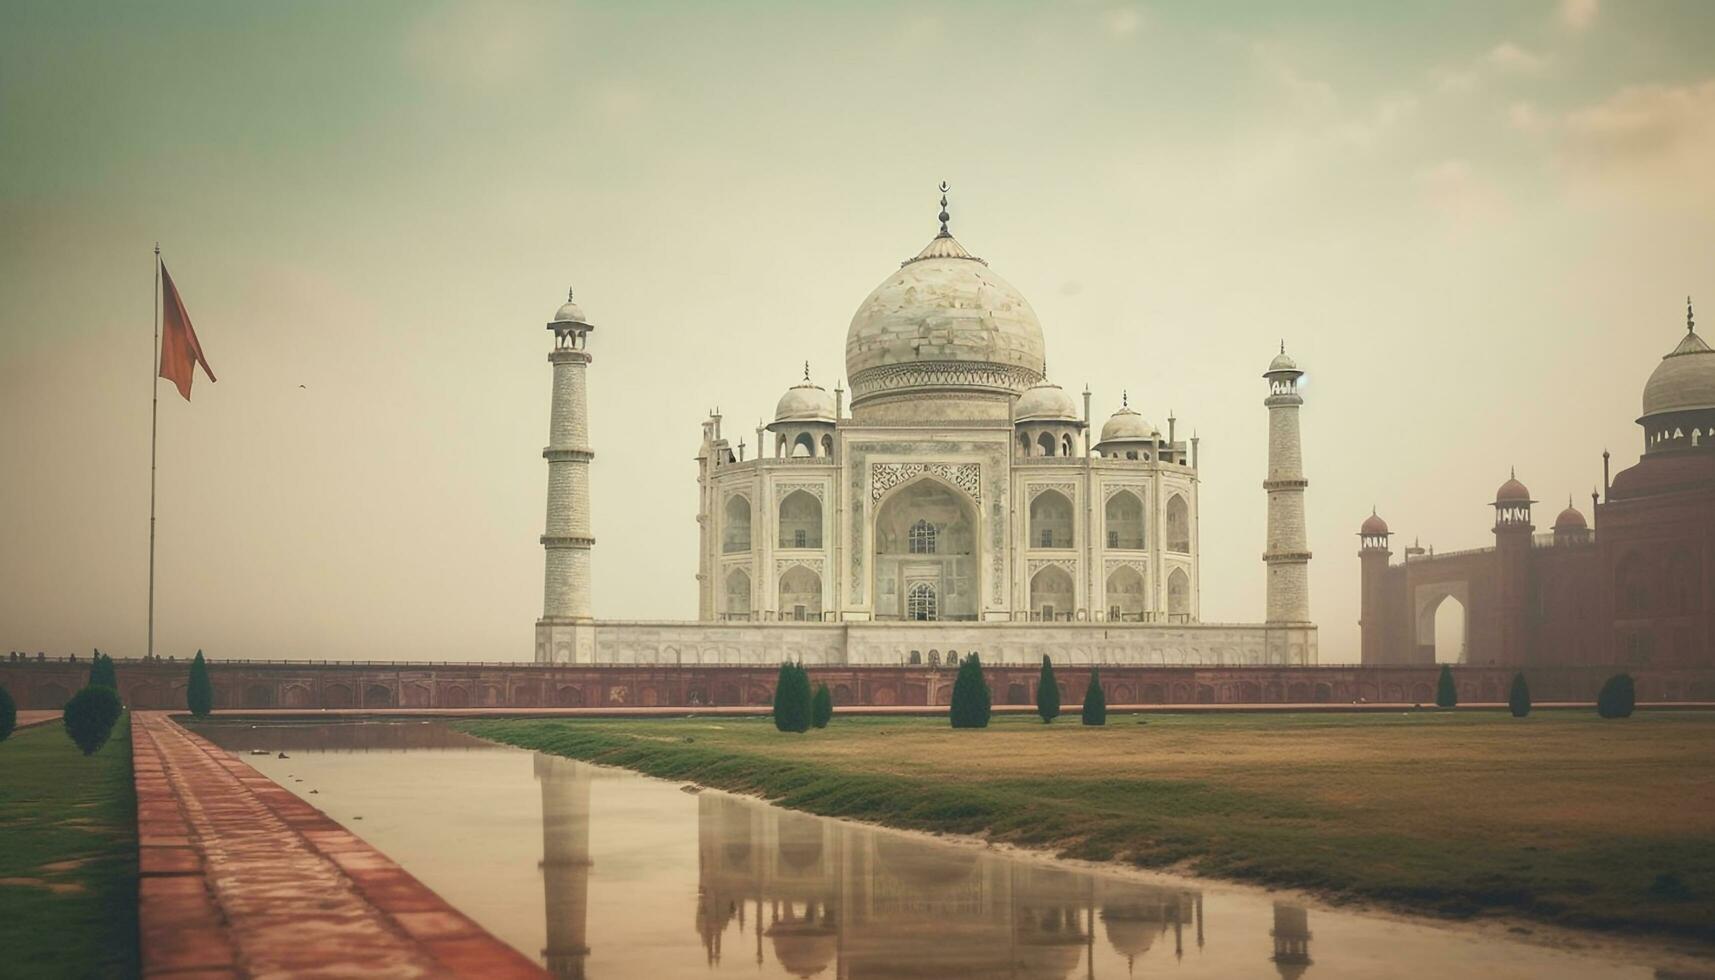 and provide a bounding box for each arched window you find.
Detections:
[725,568,752,618]
[791,432,816,457]
[909,519,937,554]
[1062,434,1073,457]
[1105,490,1144,549]
[1166,494,1190,553]
[1036,432,1057,457]
[1018,431,1031,457]
[1167,568,1190,617]
[908,583,938,621]
[1029,489,1073,549]
[778,490,822,549]
[821,434,834,457]
[1029,565,1075,620]
[722,496,752,553]
[908,650,921,665]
